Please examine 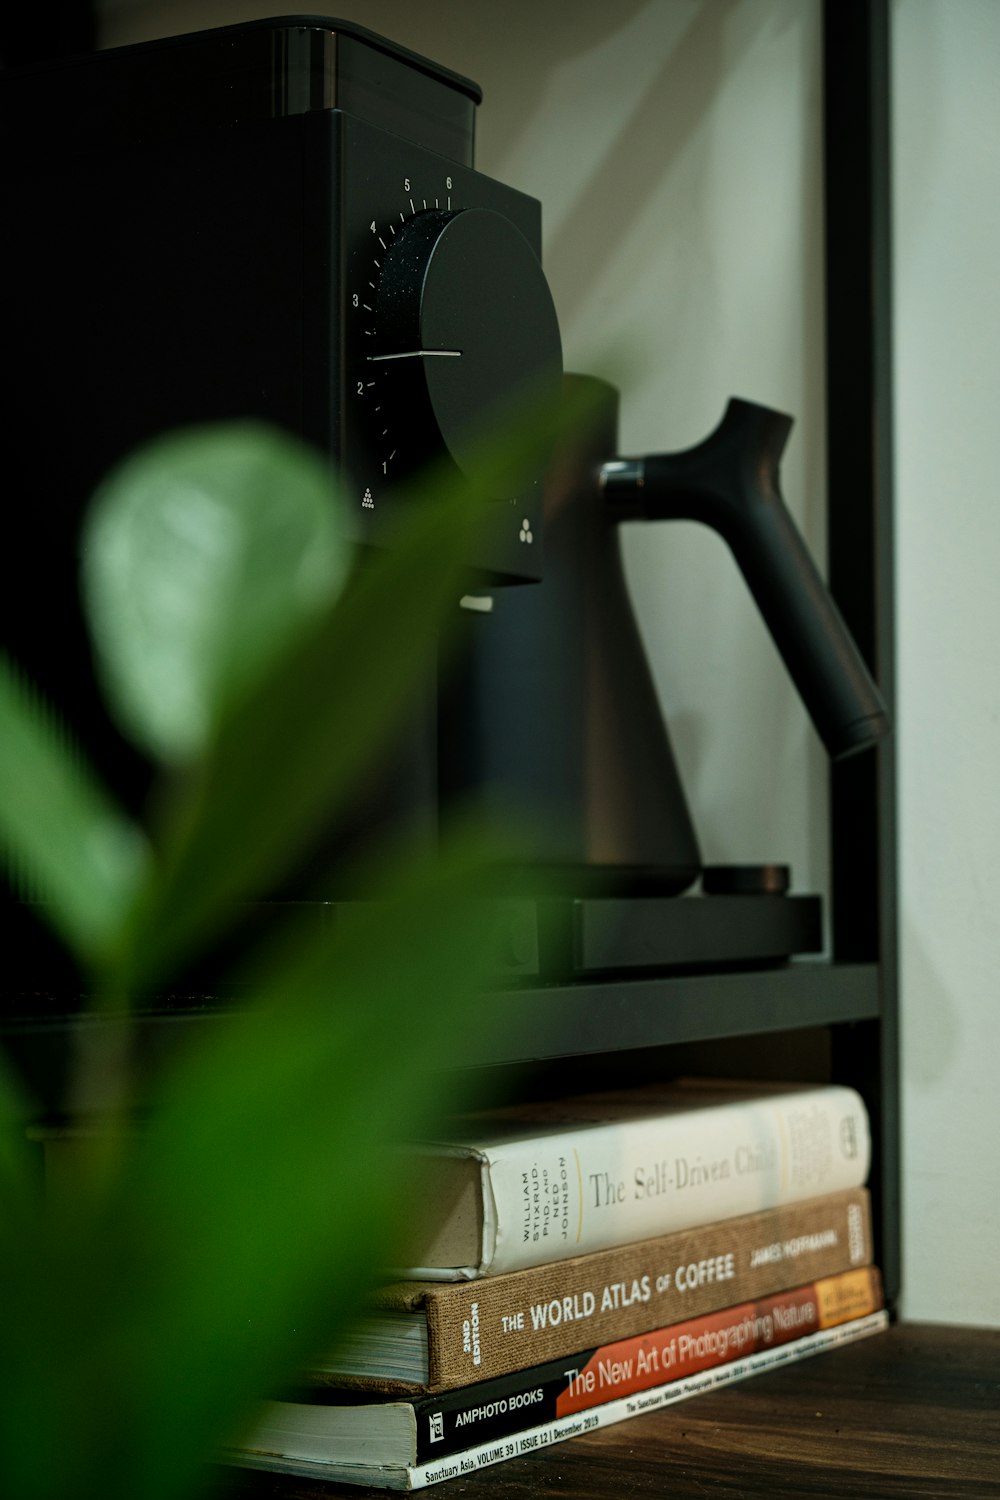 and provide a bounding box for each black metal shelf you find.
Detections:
[477,961,879,1067]
[0,959,880,1119]
[822,0,898,1301]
